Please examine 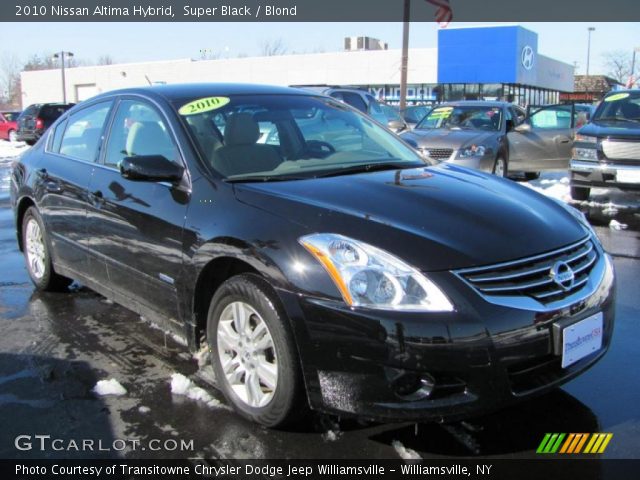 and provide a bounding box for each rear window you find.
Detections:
[40,105,74,120]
